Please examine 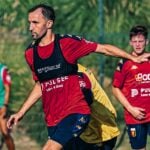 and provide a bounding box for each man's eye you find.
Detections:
[32,21,38,24]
